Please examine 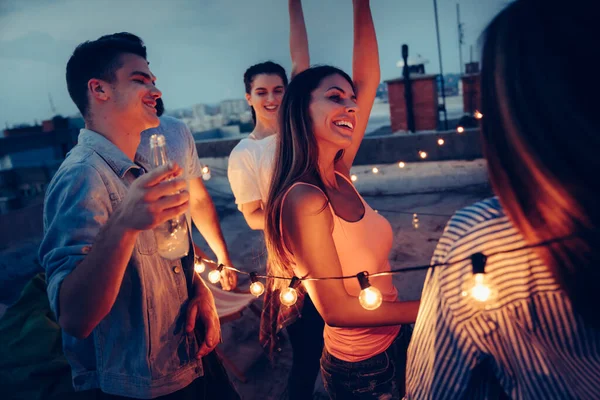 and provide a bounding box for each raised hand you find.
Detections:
[117,162,189,232]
